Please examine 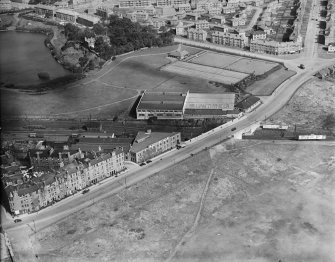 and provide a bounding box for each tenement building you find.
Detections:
[119,0,151,8]
[130,130,181,163]
[211,31,247,48]
[4,150,125,215]
[250,38,302,55]
[187,28,208,41]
